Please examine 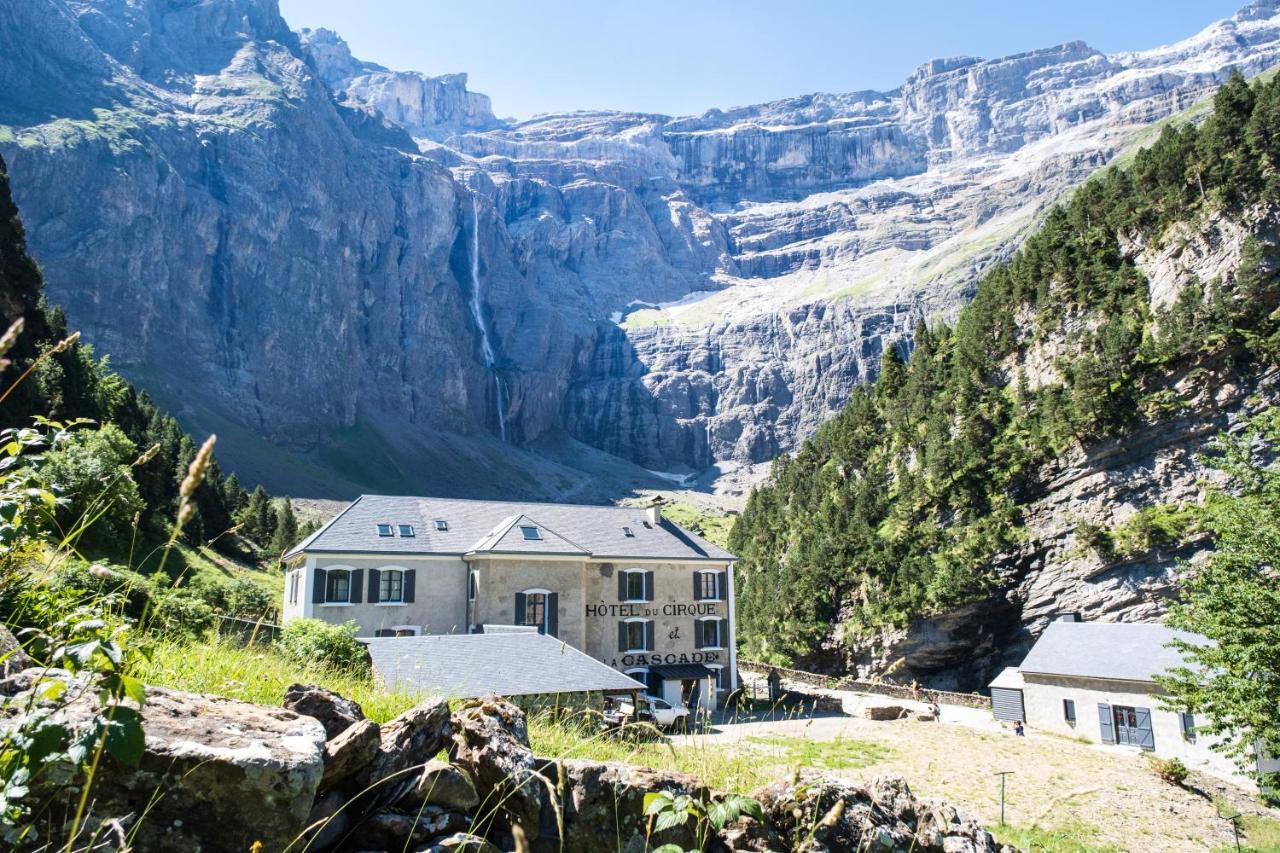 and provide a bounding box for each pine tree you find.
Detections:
[268,498,298,558]
[239,486,272,545]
